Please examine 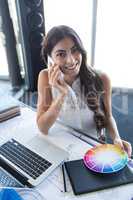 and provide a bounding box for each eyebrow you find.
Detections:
[54,45,76,54]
